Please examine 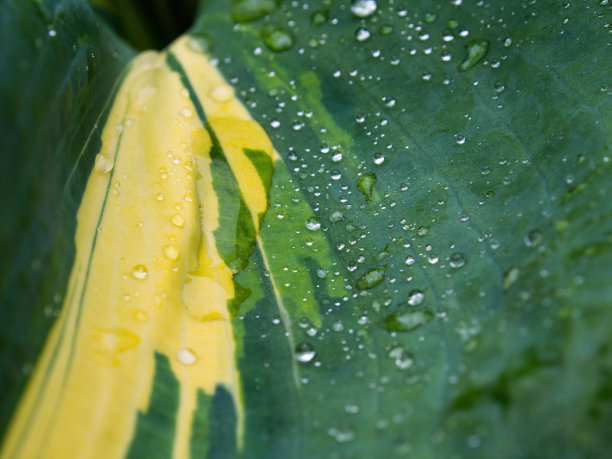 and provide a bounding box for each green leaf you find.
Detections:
[2,0,612,458]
